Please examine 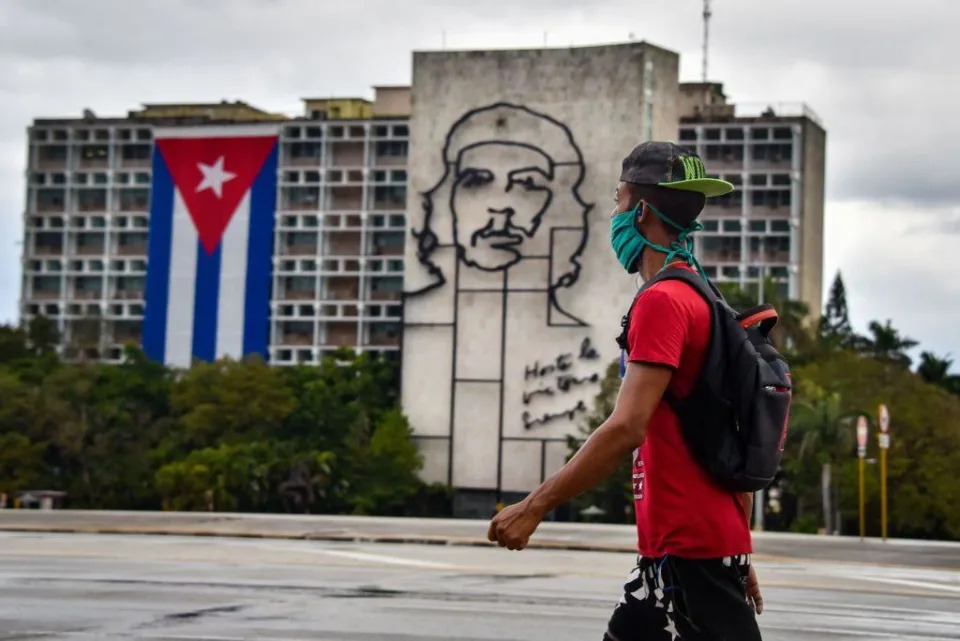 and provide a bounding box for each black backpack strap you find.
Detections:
[615,267,717,353]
